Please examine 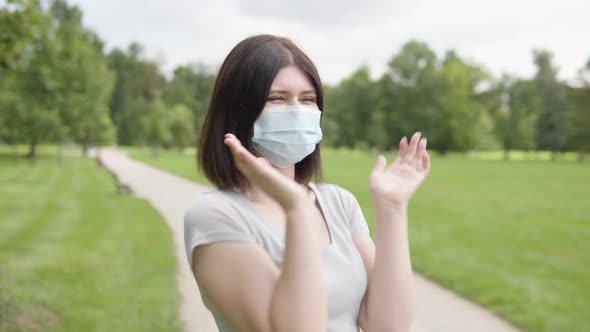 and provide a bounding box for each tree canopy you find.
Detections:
[1,1,588,161]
